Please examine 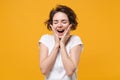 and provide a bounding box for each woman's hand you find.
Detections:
[60,24,72,46]
[50,24,72,48]
[50,25,60,48]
